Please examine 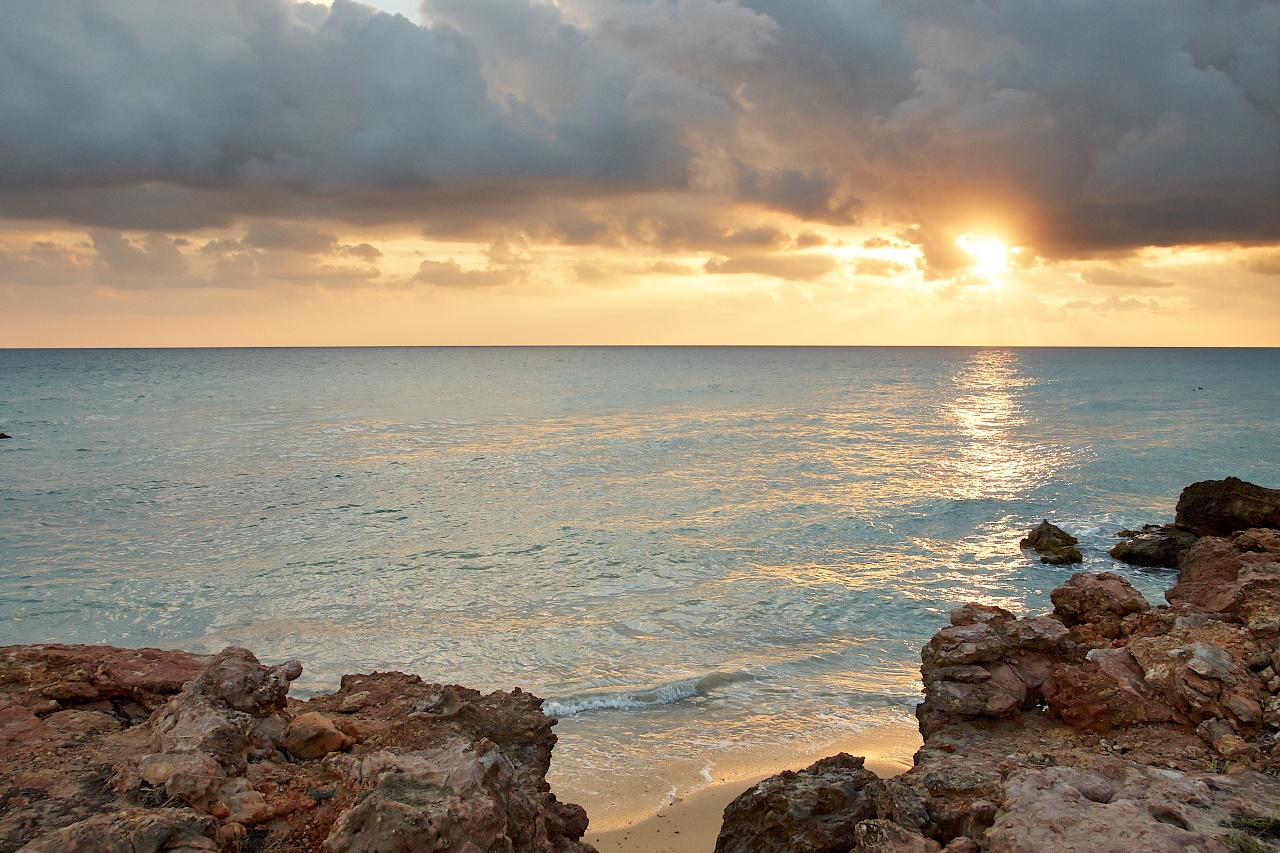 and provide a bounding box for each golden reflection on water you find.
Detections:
[941,349,1032,501]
